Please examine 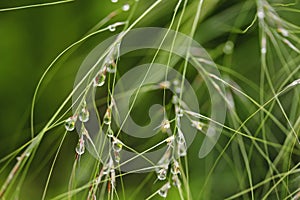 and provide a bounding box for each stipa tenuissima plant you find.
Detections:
[1,0,300,199]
